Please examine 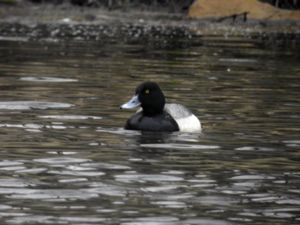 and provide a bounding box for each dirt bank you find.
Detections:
[188,0,300,20]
